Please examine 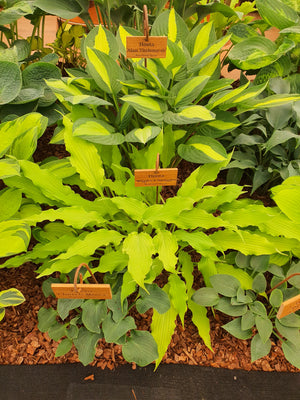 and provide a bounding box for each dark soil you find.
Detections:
[0,127,299,372]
